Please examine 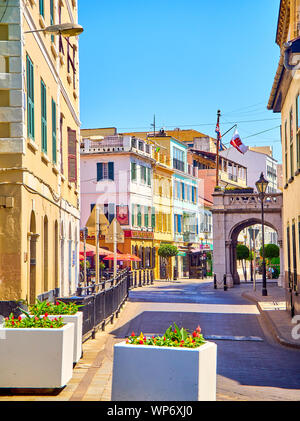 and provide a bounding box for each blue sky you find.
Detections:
[78,0,282,162]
